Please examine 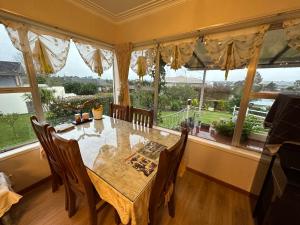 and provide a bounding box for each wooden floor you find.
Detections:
[11,171,255,225]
